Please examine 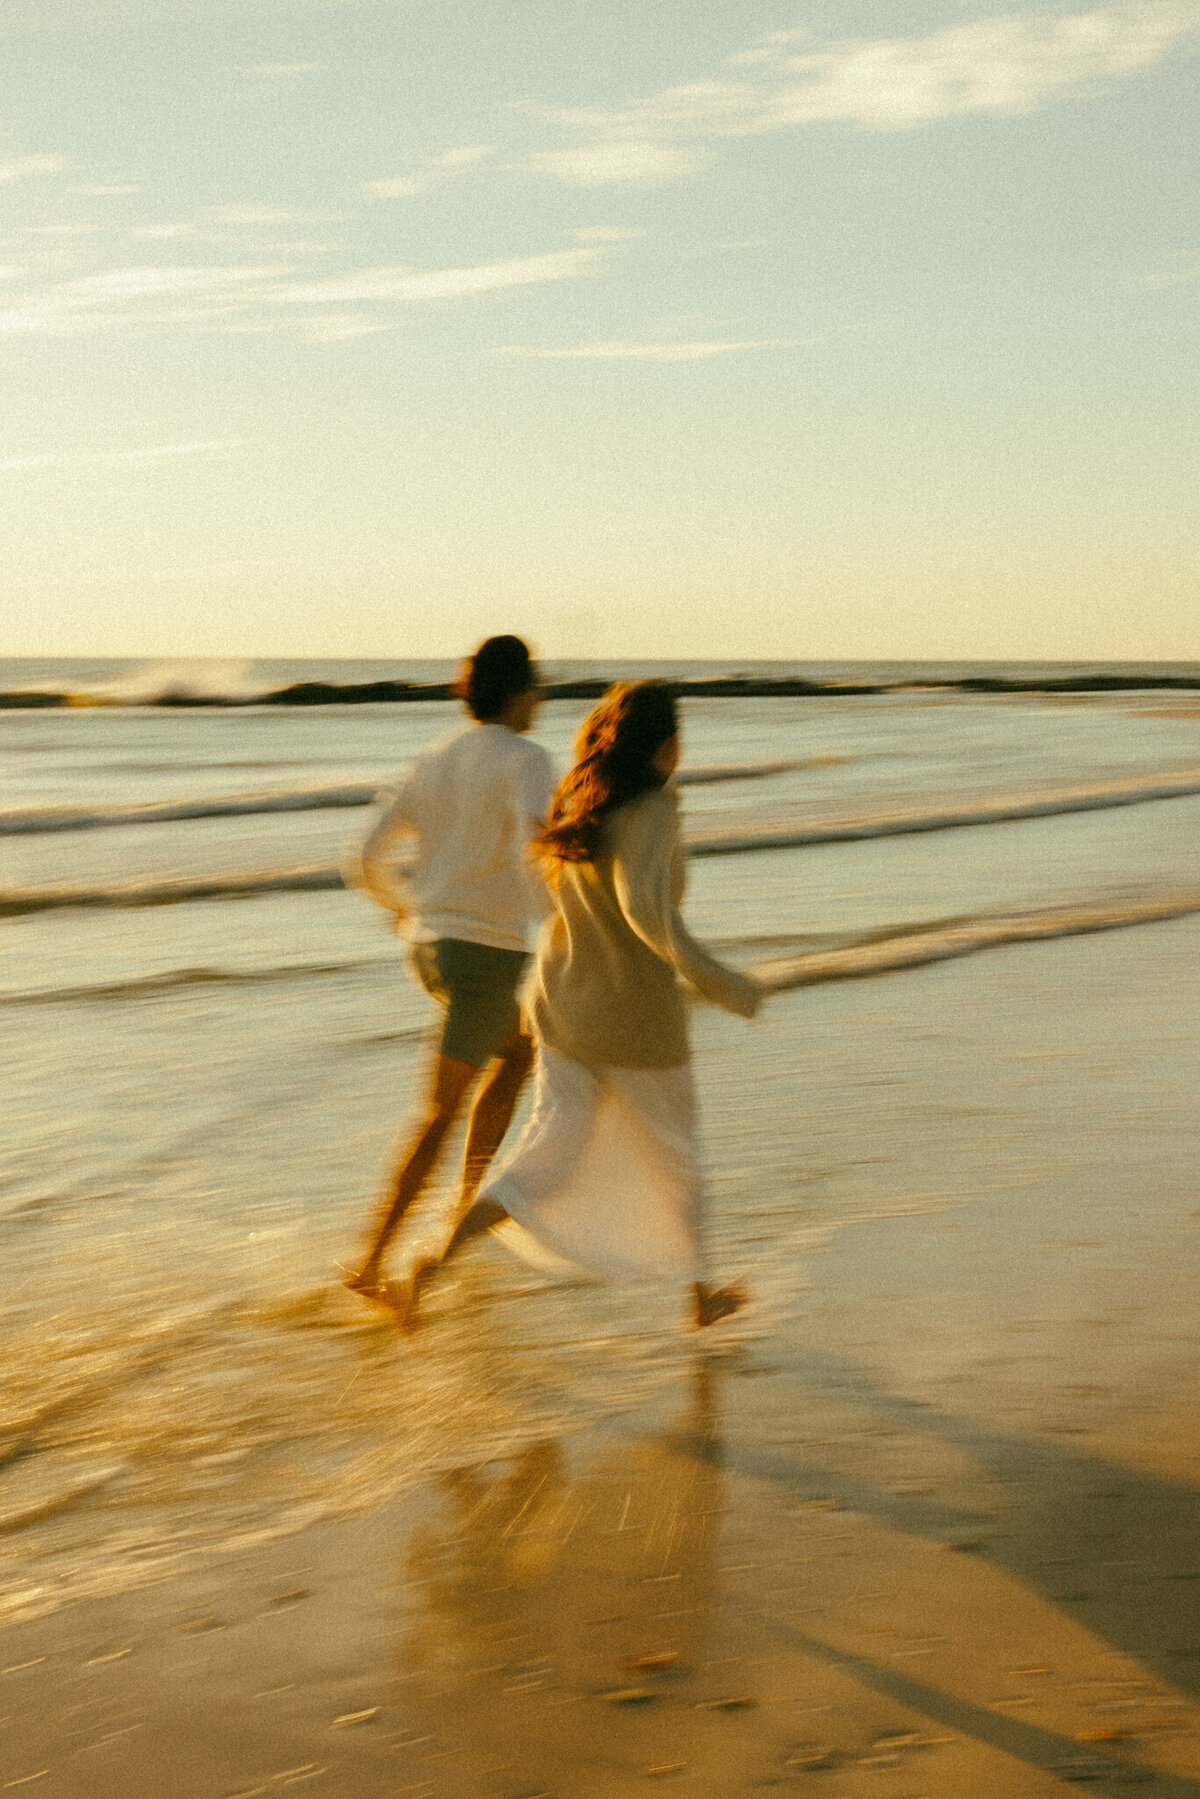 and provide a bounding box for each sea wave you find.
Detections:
[685,766,1200,855]
[0,784,381,836]
[748,889,1200,991]
[0,959,384,1006]
[6,893,1200,1006]
[0,758,812,835]
[9,765,1200,914]
[0,865,345,916]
